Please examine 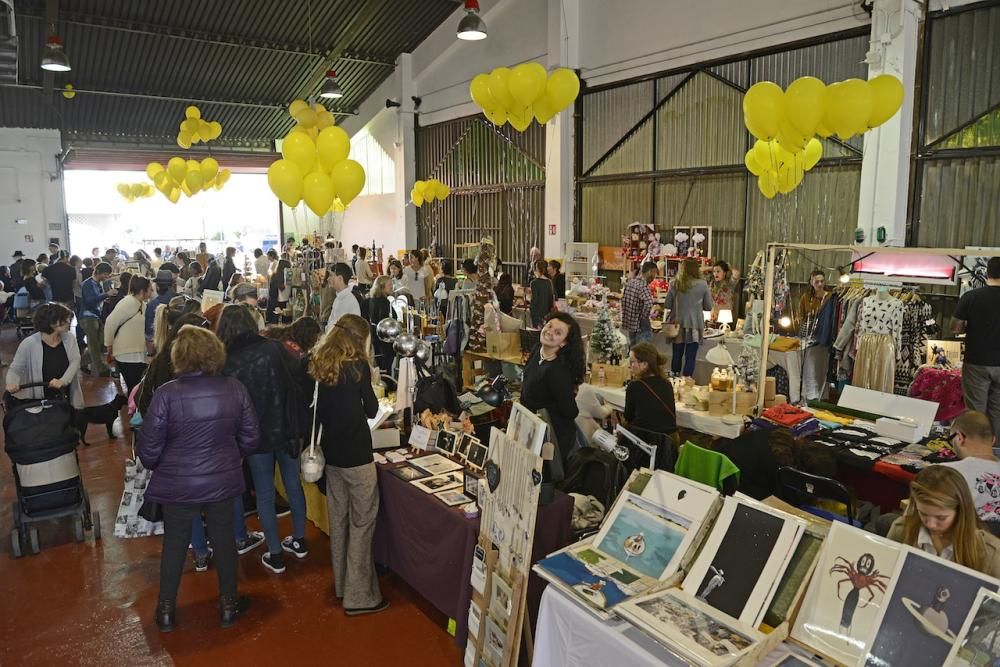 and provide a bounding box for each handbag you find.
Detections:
[114,449,164,538]
[300,381,325,483]
[662,320,680,339]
